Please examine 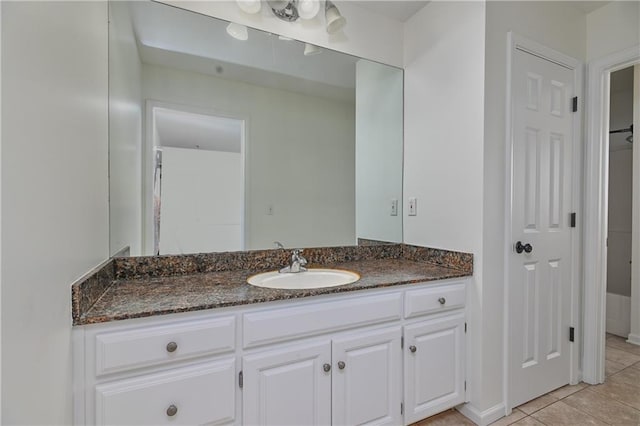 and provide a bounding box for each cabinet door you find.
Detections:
[95,358,235,425]
[242,341,331,425]
[332,326,402,426]
[404,312,465,424]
